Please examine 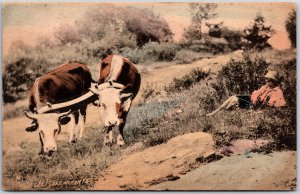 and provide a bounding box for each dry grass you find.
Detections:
[2,125,121,190]
[3,99,28,120]
[2,48,296,190]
